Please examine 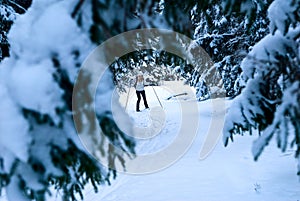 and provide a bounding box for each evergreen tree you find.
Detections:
[223,0,300,175]
[110,50,183,93]
[191,0,270,97]
[0,1,135,200]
